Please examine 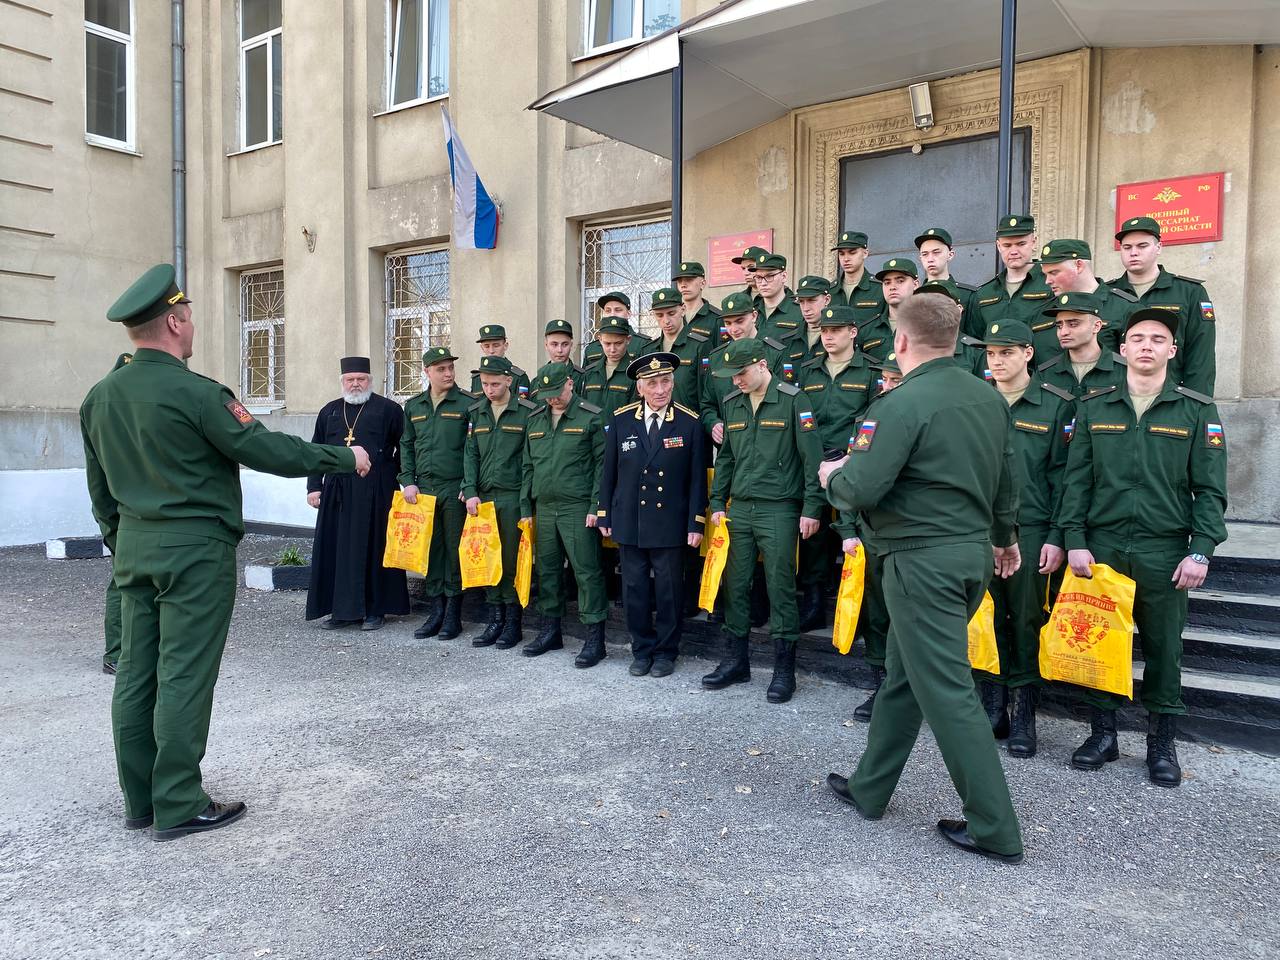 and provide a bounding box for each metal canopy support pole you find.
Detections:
[172,0,187,286]
[670,39,684,275]
[996,0,1017,218]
